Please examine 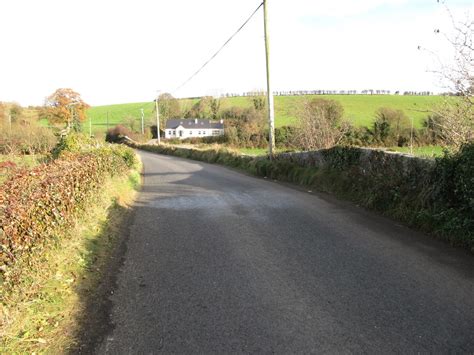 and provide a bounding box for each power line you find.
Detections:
[174,2,264,93]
